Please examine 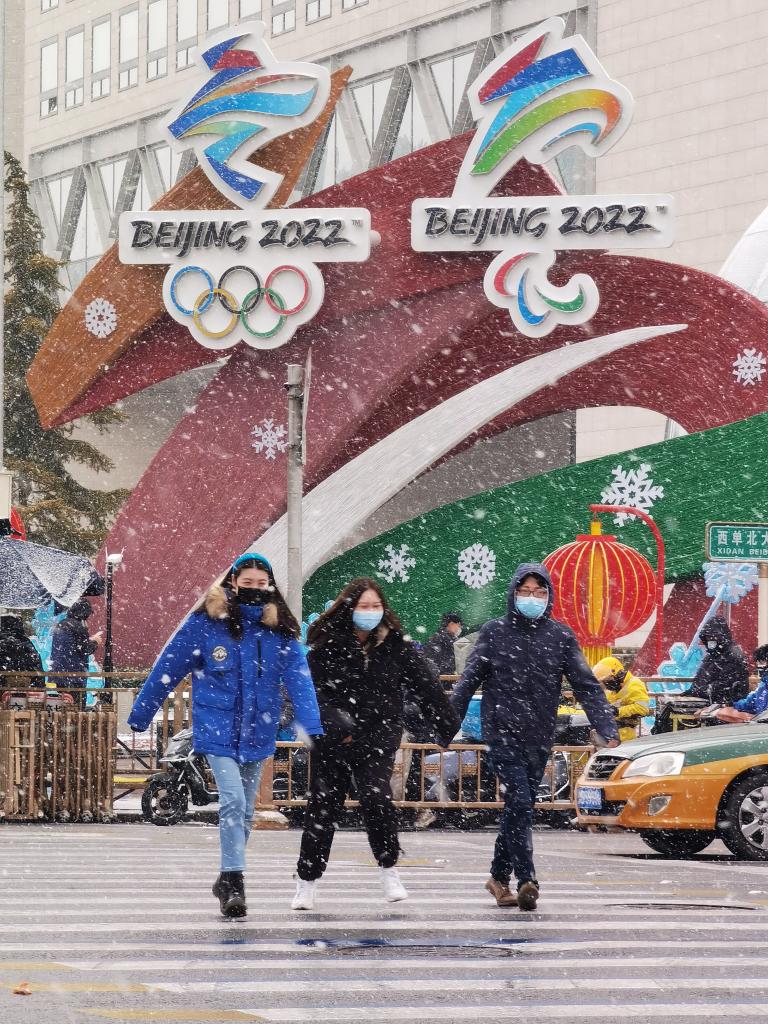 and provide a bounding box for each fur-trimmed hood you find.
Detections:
[204,584,279,629]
